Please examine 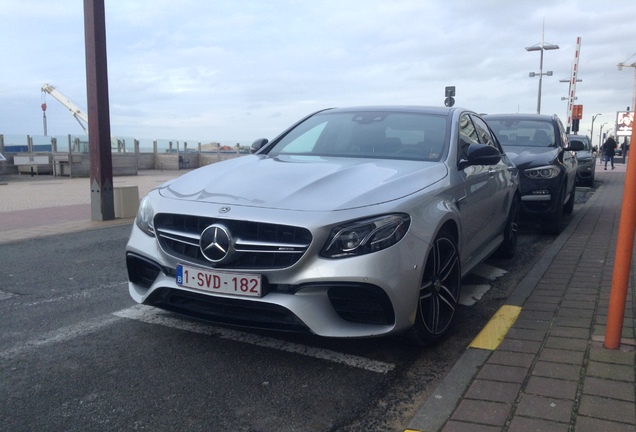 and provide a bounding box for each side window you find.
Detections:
[471,116,497,148]
[556,117,567,148]
[458,113,479,162]
[279,122,327,153]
